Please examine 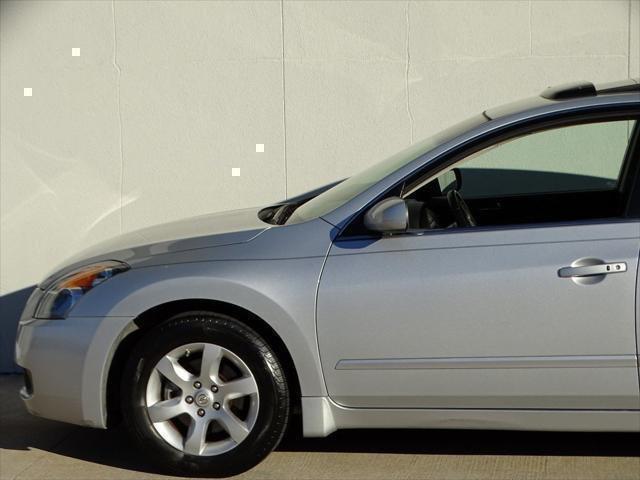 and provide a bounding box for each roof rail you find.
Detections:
[540,78,639,101]
[540,81,596,100]
[597,78,640,94]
